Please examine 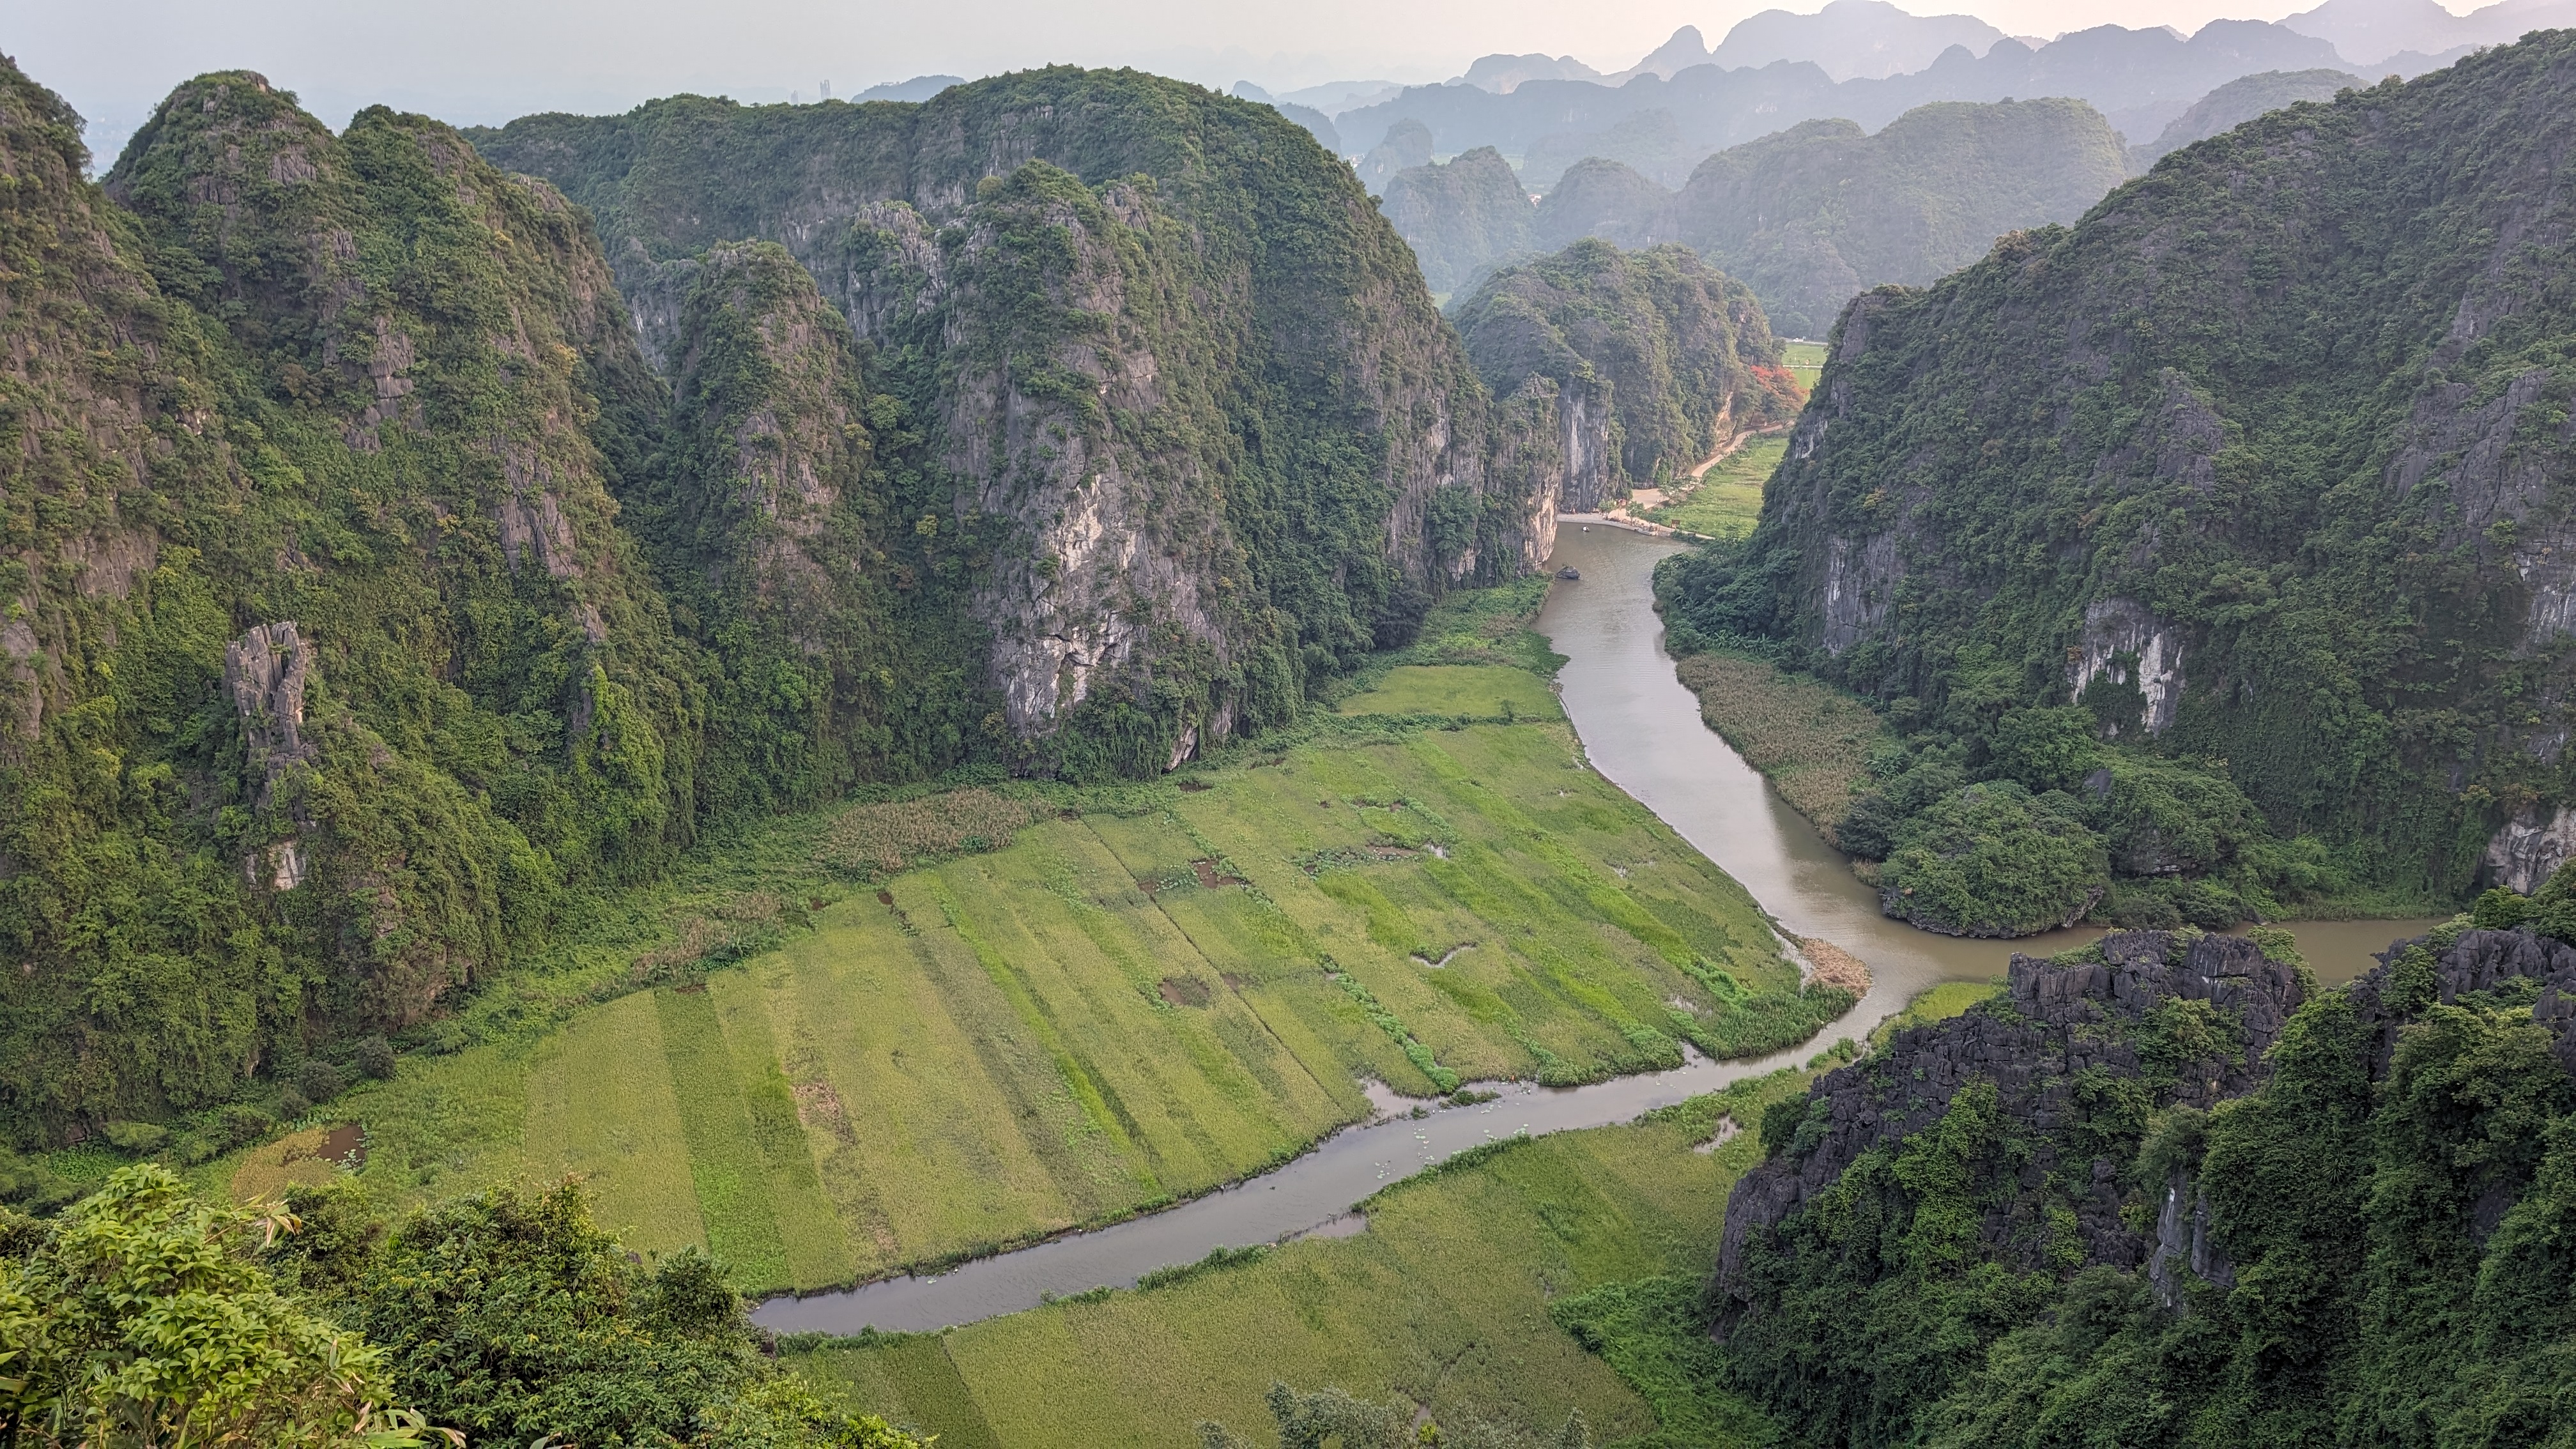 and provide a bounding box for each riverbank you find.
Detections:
[779,974,2000,1445]
[783,1075,1791,1445]
[1672,650,1889,847]
[1653,578,2454,939]
[1639,433,1790,539]
[1535,525,2443,994]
